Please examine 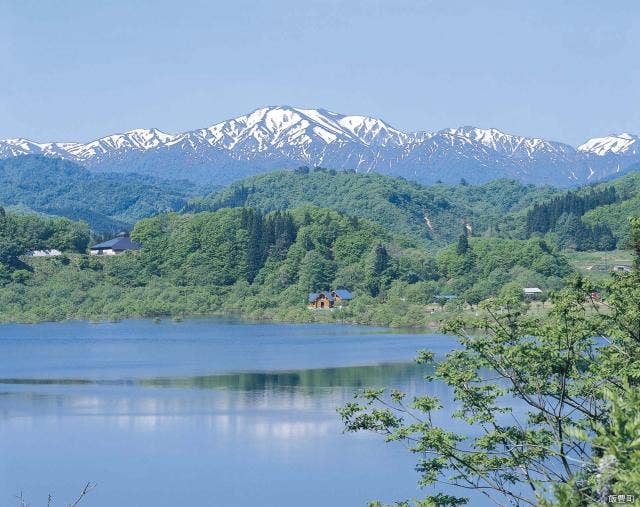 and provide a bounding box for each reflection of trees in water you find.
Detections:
[0,362,434,394]
[0,363,458,420]
[140,362,434,393]
[0,362,458,433]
